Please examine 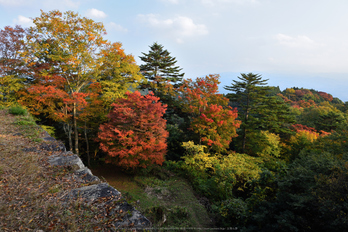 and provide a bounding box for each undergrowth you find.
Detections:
[92,164,215,231]
[8,105,27,116]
